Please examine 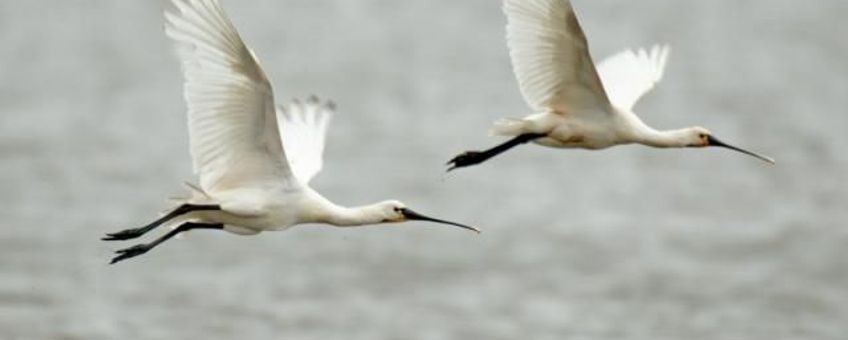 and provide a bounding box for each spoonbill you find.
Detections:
[447,0,774,171]
[103,0,478,265]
